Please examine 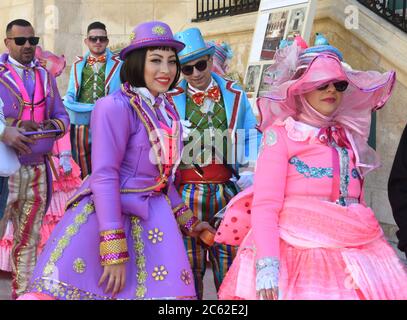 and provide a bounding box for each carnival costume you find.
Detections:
[64,44,122,178]
[21,21,200,300]
[0,53,69,298]
[168,28,261,299]
[217,38,407,300]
